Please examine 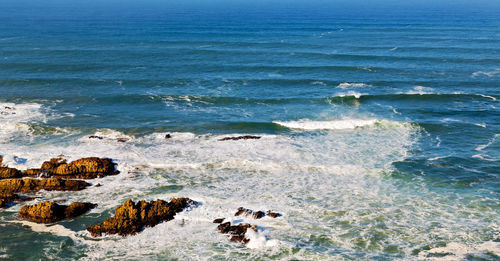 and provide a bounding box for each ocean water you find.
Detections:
[0,1,499,260]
